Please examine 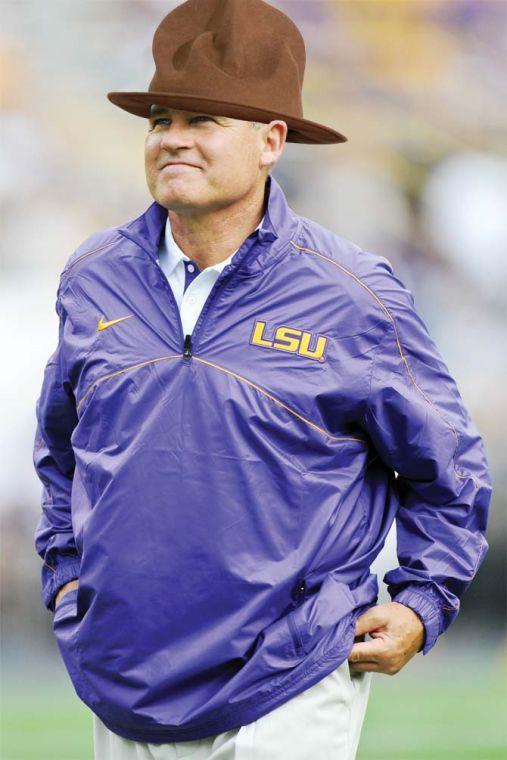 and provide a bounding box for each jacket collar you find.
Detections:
[160,215,265,278]
[117,174,301,278]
